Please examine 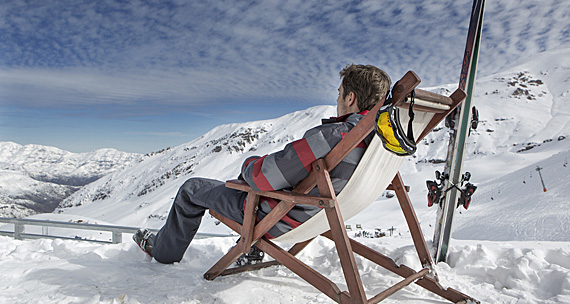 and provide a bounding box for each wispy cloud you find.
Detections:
[2,0,568,109]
